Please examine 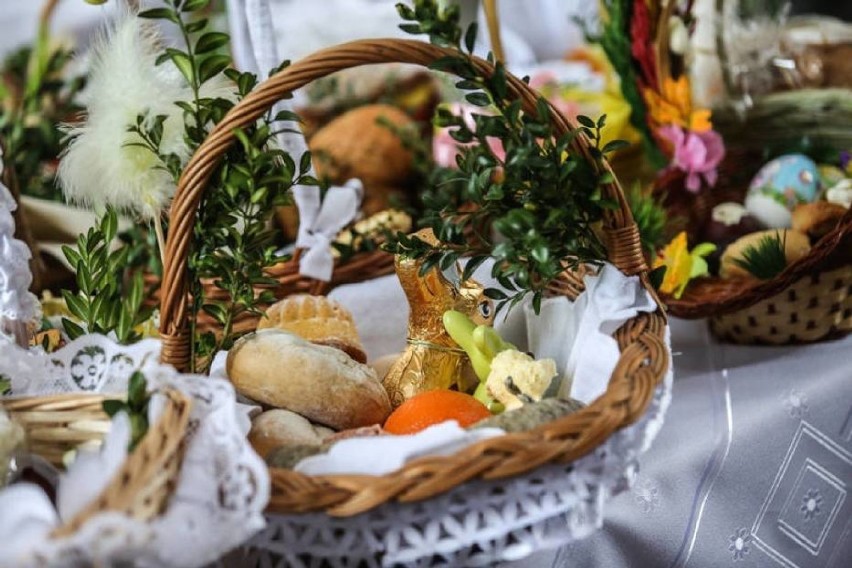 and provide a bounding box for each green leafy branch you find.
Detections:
[102,371,150,451]
[135,1,310,372]
[60,208,152,344]
[732,231,788,280]
[388,0,619,315]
